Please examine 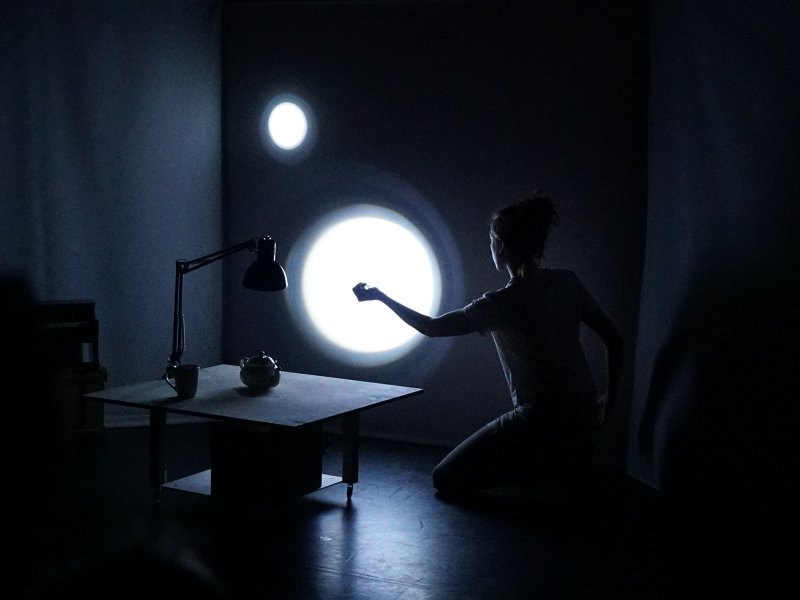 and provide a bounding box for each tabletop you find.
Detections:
[84,364,423,427]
